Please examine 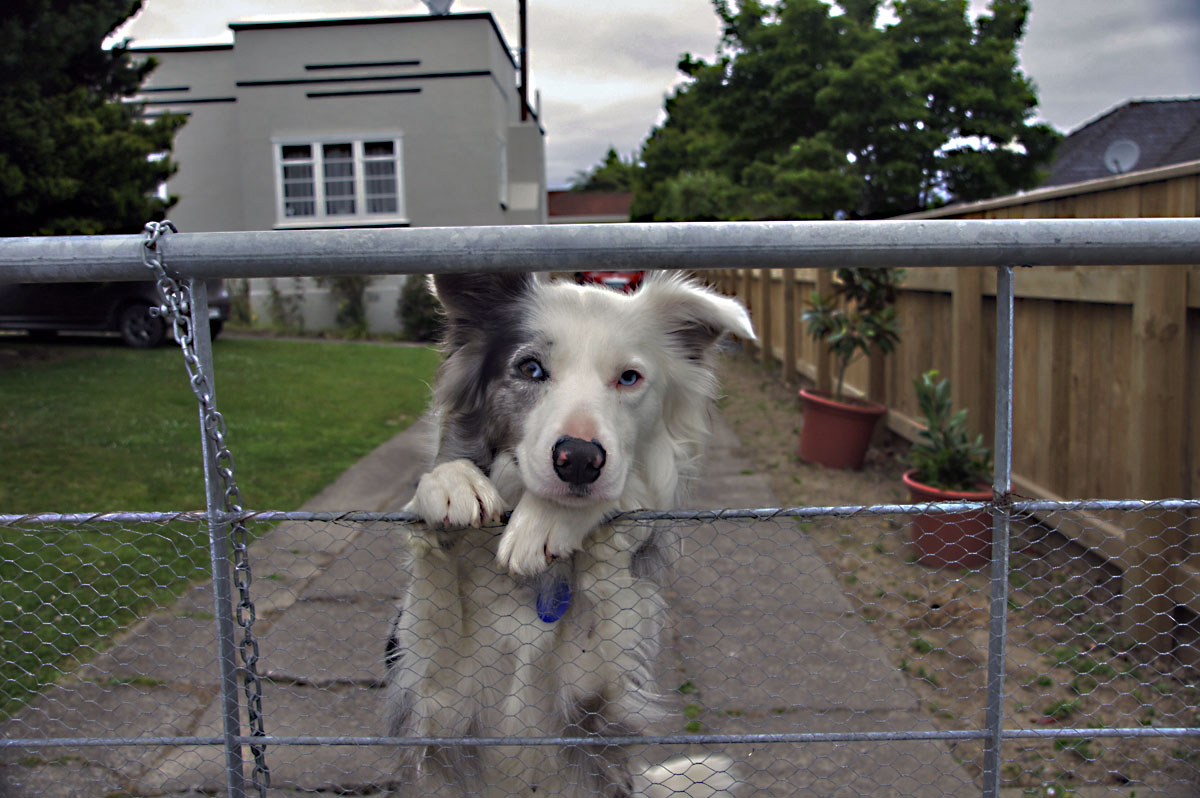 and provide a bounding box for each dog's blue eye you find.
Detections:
[617,369,642,387]
[517,358,547,381]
